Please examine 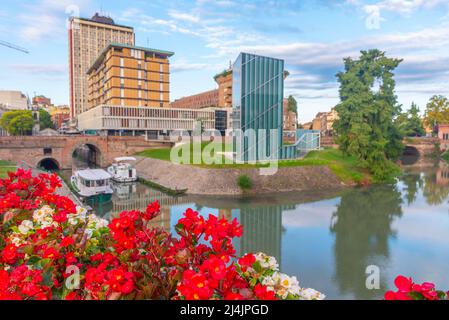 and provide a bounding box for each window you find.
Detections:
[43,148,52,155]
[120,58,124,67]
